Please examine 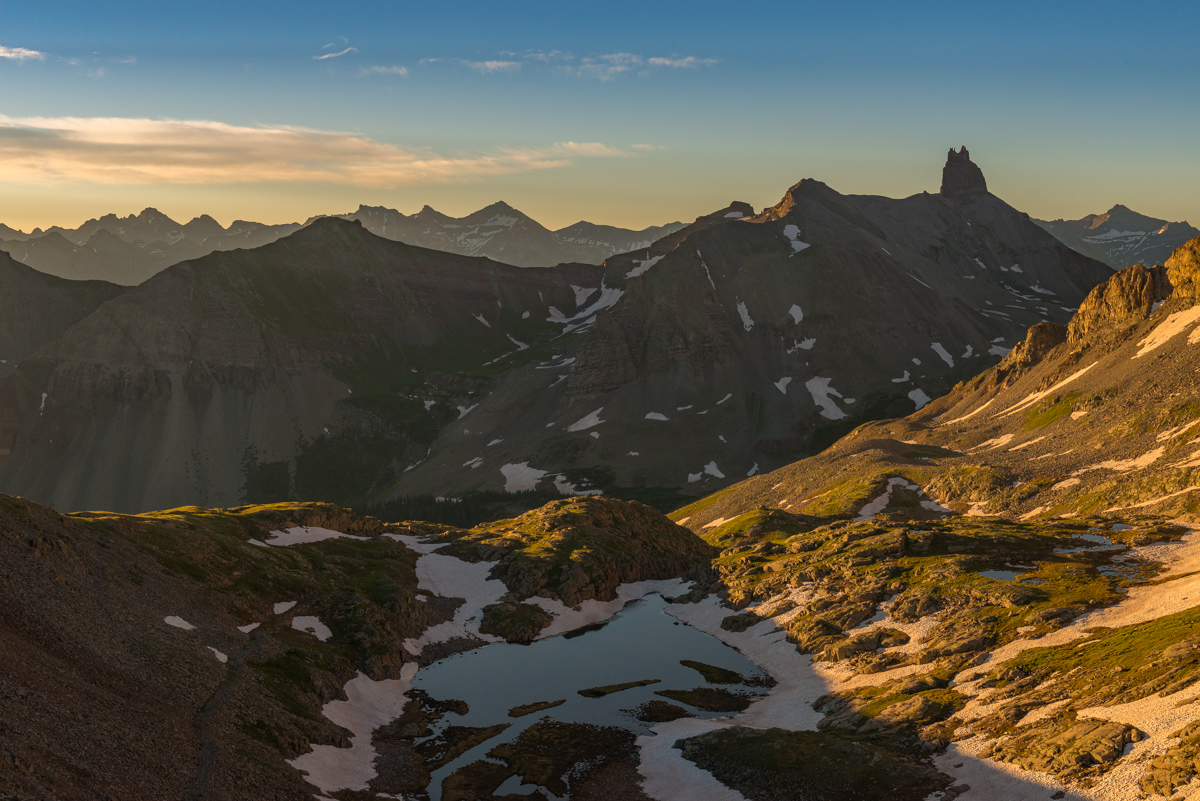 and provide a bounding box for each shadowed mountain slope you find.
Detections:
[0,219,614,512]
[0,251,125,382]
[0,151,1111,515]
[673,235,1200,531]
[389,150,1111,505]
